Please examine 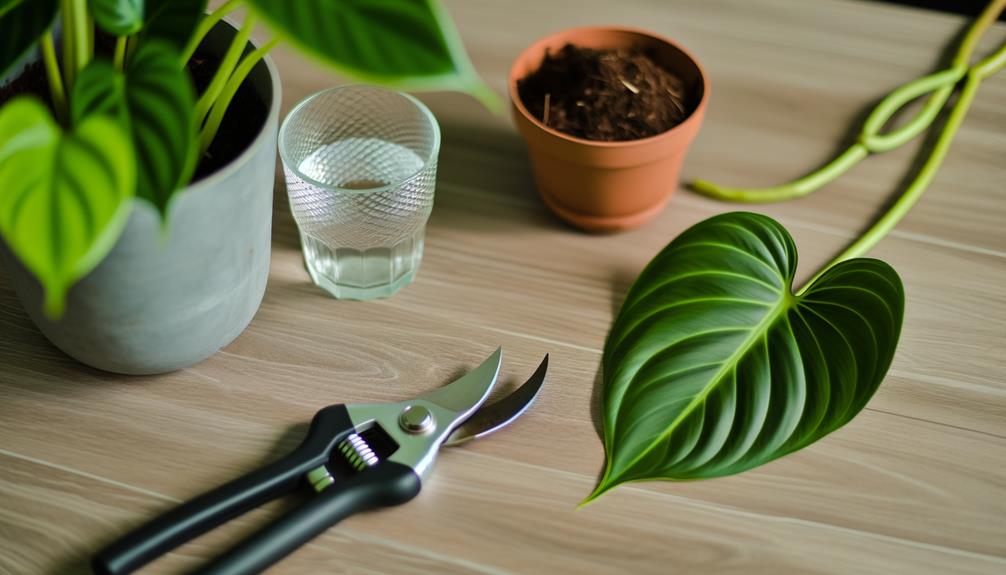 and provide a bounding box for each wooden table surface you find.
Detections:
[2,0,1005,573]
